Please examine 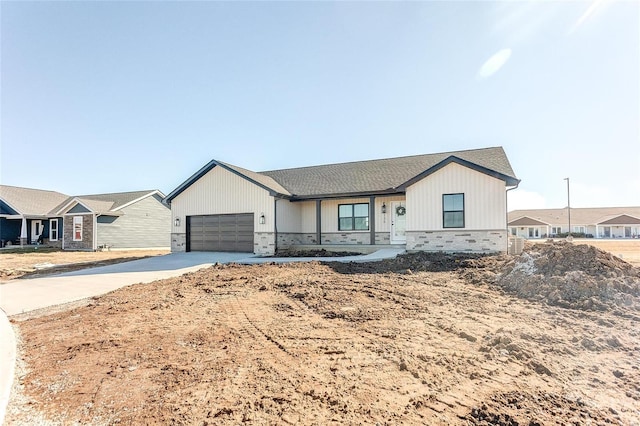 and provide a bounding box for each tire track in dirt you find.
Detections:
[276,271,592,421]
[212,289,448,424]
